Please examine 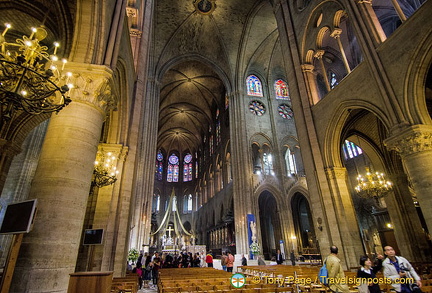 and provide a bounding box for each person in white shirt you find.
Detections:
[382,246,422,293]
